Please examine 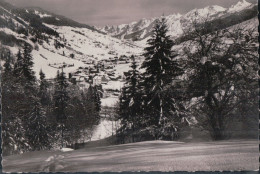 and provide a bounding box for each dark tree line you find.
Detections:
[117,17,258,142]
[1,43,101,156]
